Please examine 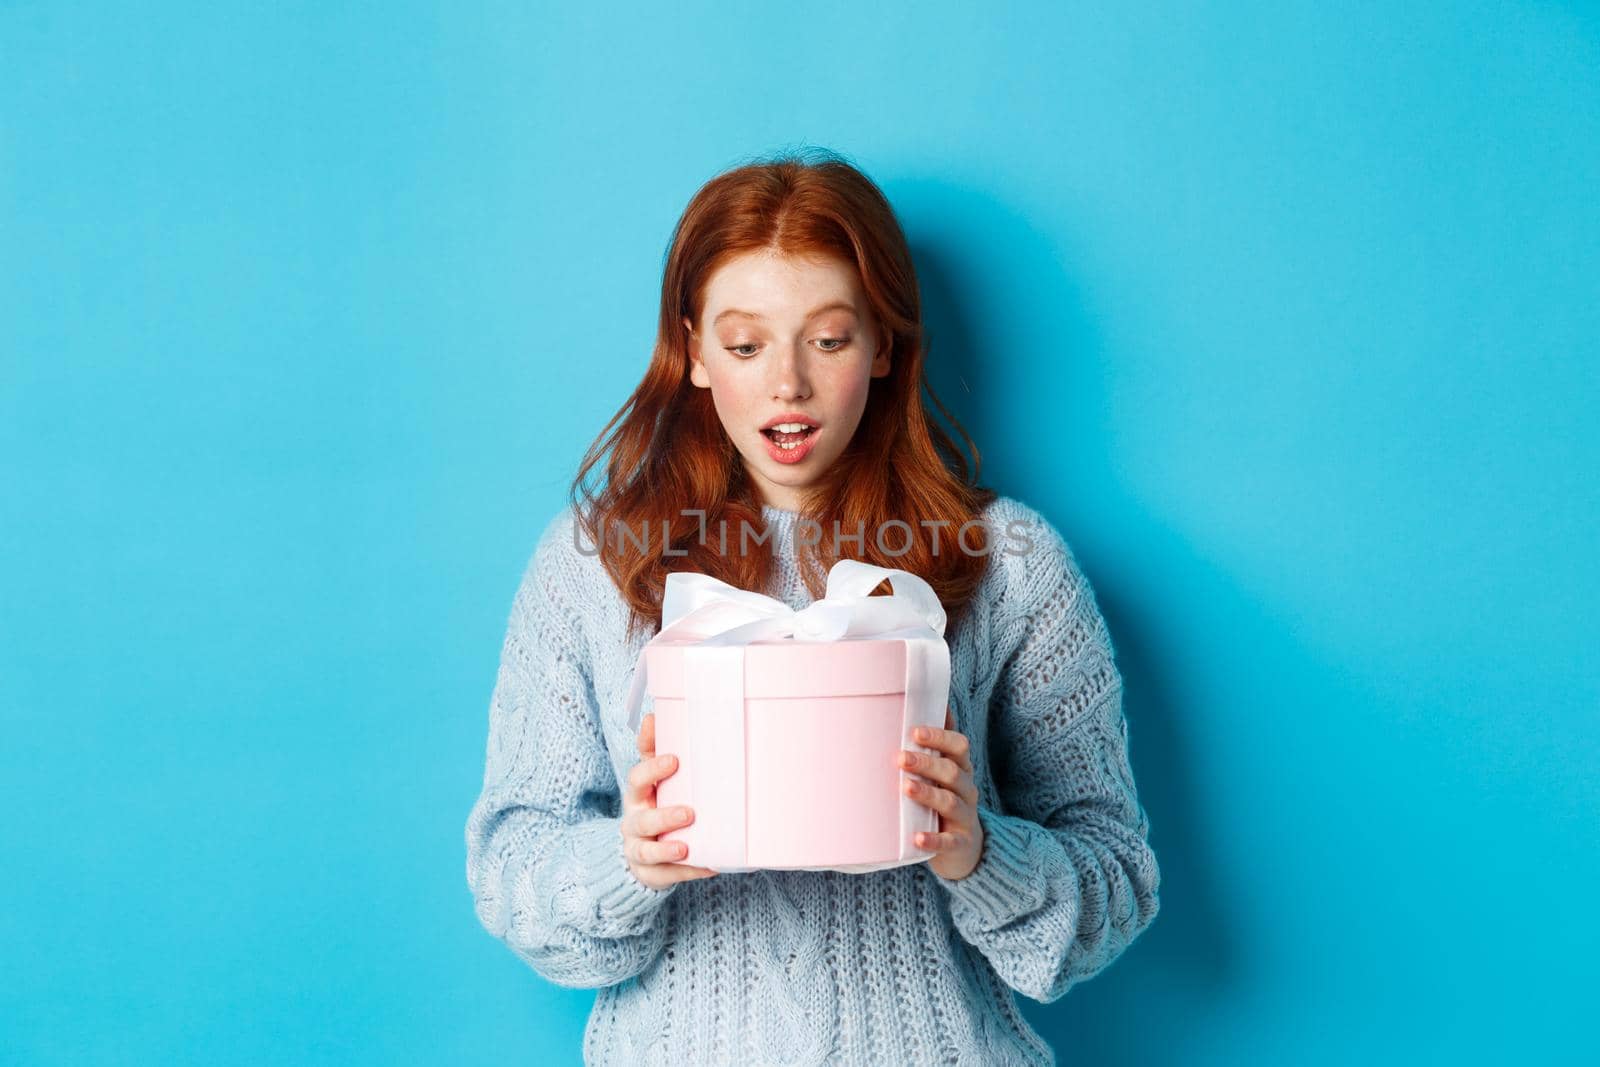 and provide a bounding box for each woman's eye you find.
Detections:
[724,338,848,357]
